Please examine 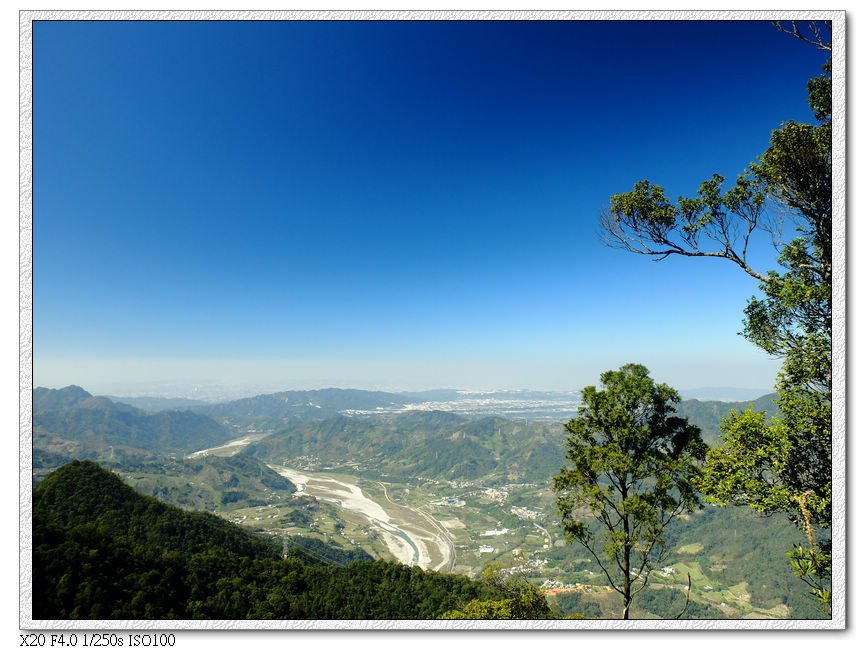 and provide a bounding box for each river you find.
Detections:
[269,465,454,571]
